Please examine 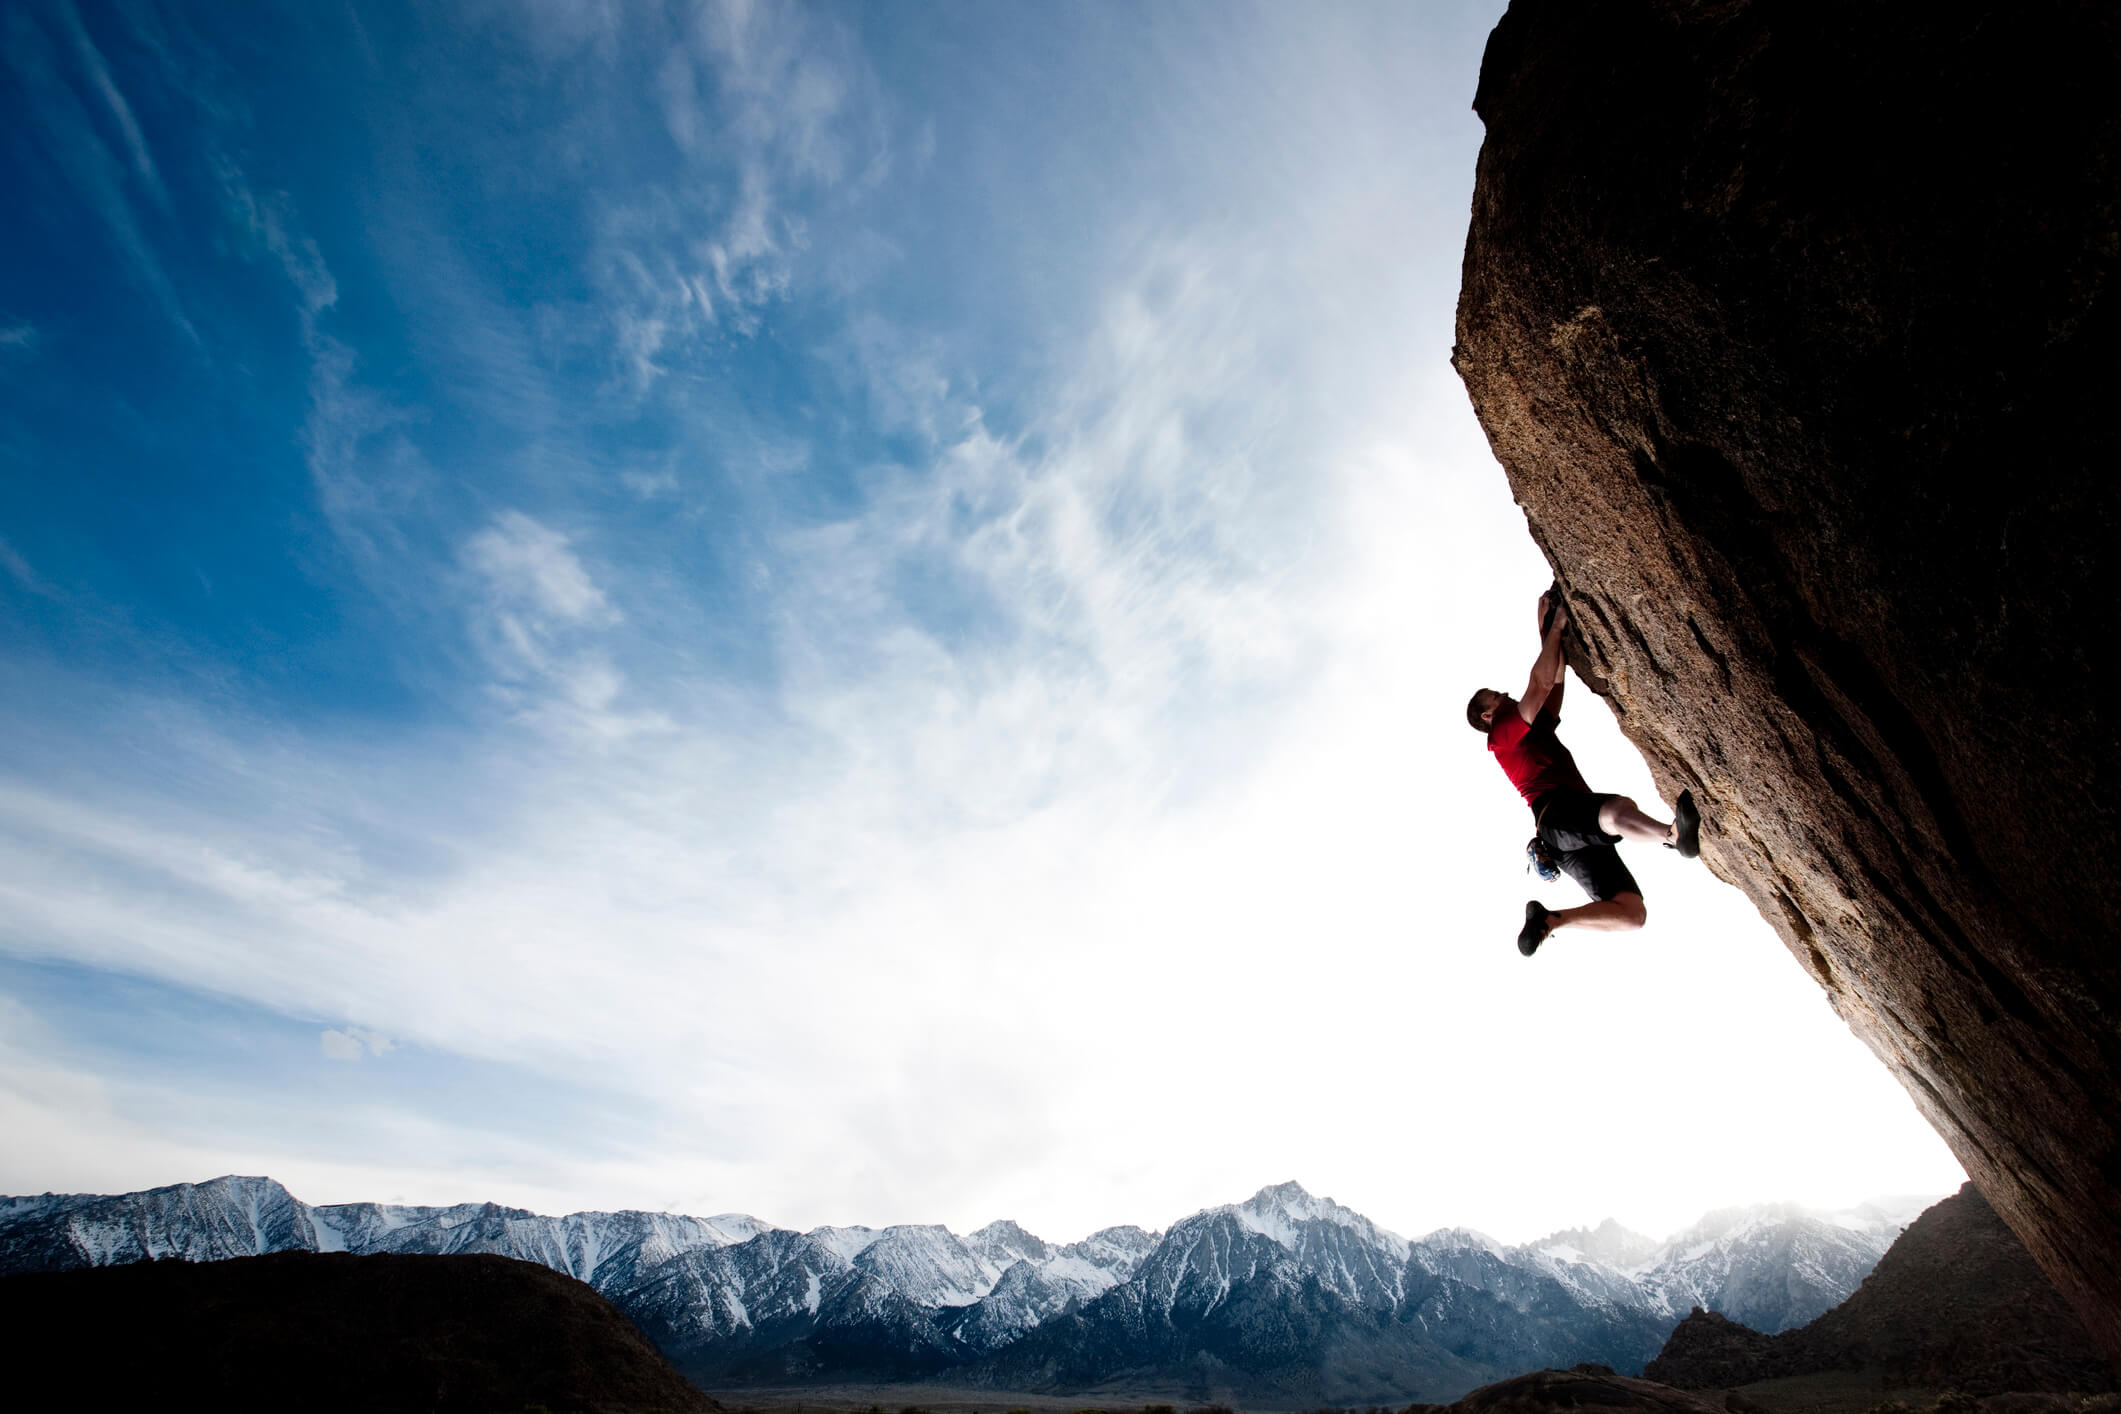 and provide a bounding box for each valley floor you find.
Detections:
[1722,1375,1941,1414]
[701,1376,2121,1414]
[702,1385,1246,1414]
